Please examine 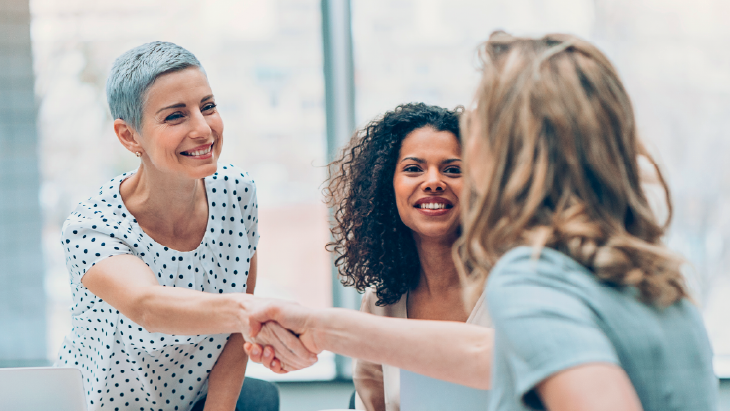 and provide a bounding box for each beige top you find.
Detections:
[352,288,491,411]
